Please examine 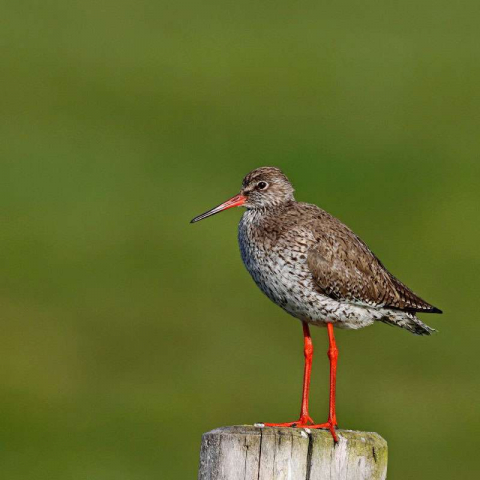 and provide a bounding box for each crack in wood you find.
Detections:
[256,428,263,480]
[305,432,313,480]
